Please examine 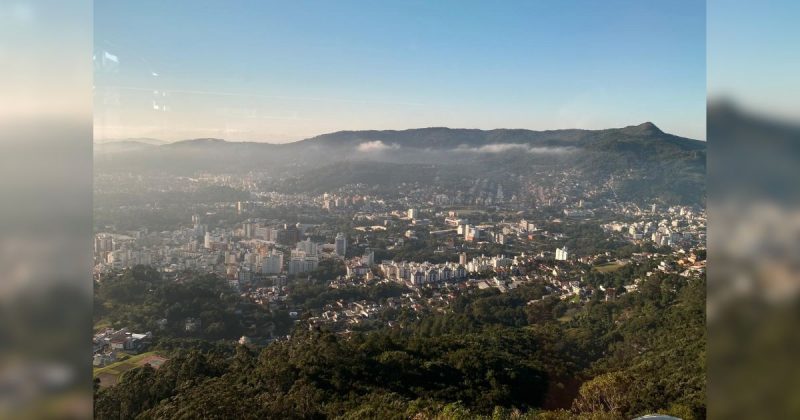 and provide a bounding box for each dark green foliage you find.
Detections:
[289,281,410,311]
[94,266,282,340]
[304,259,347,282]
[95,271,705,419]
